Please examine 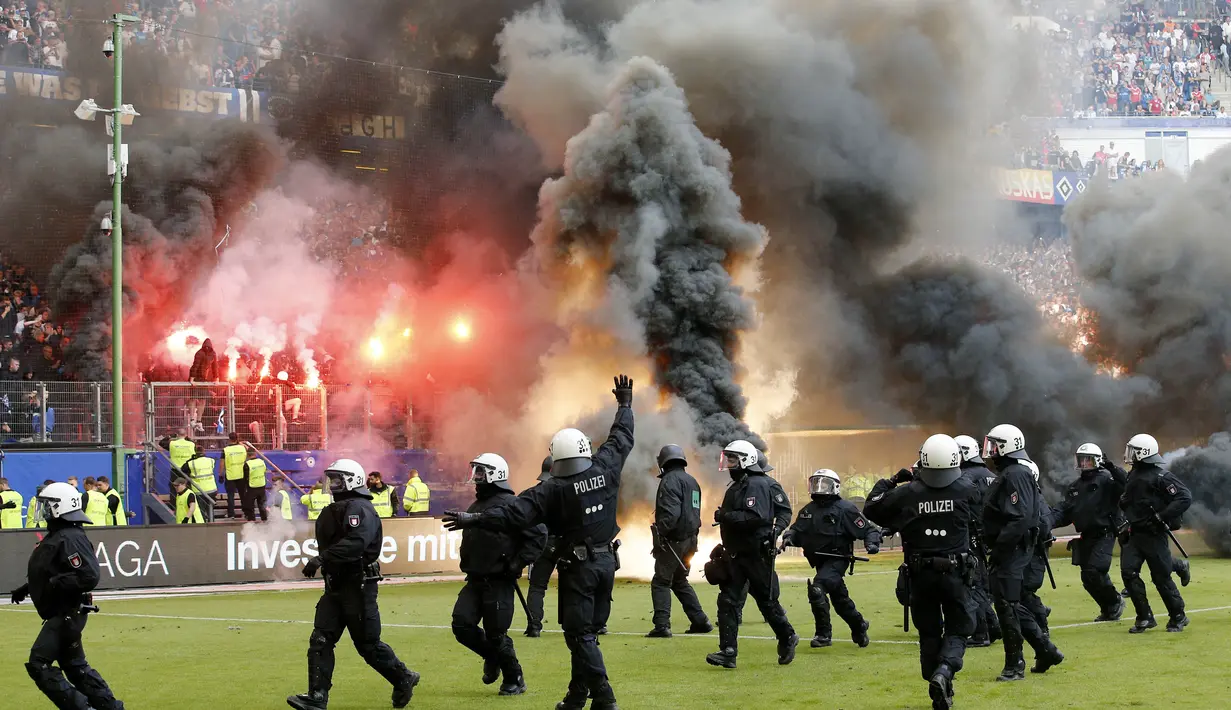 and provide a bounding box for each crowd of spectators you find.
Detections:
[0,256,67,382]
[1008,132,1173,177]
[0,1,70,68]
